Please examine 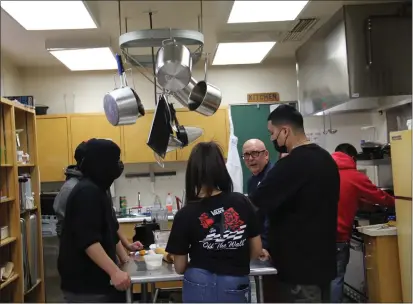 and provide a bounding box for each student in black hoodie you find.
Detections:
[58,139,130,303]
[54,140,143,254]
